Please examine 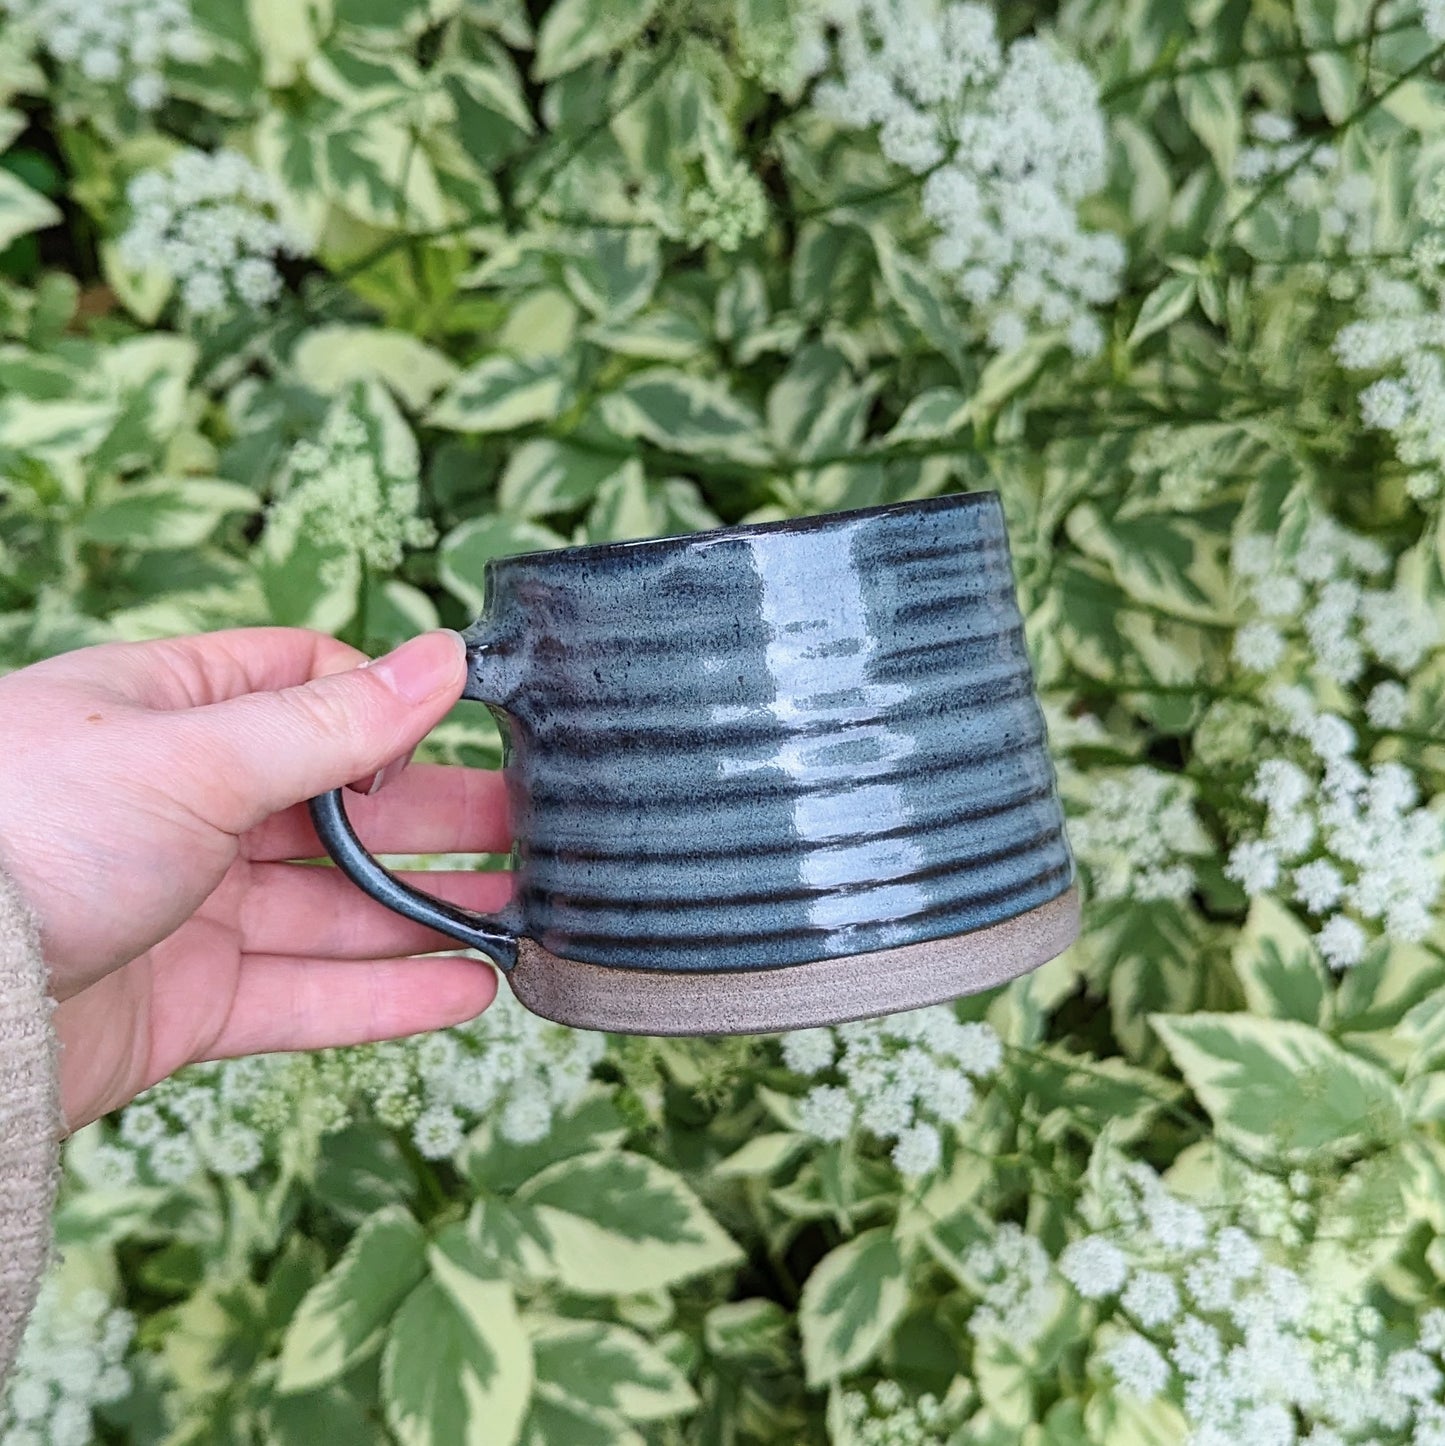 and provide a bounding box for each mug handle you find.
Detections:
[307,790,520,971]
